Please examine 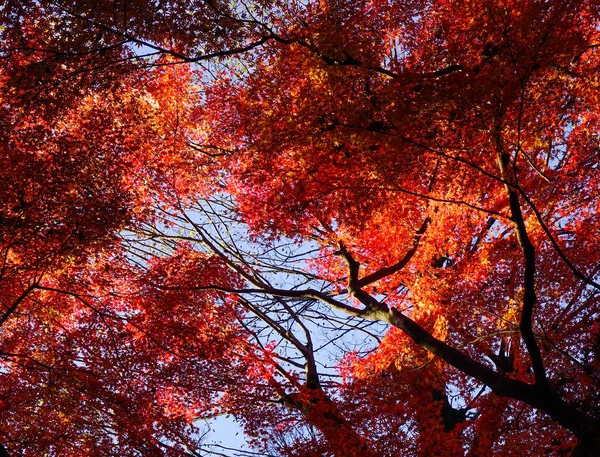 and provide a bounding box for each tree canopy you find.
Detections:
[1,0,600,455]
